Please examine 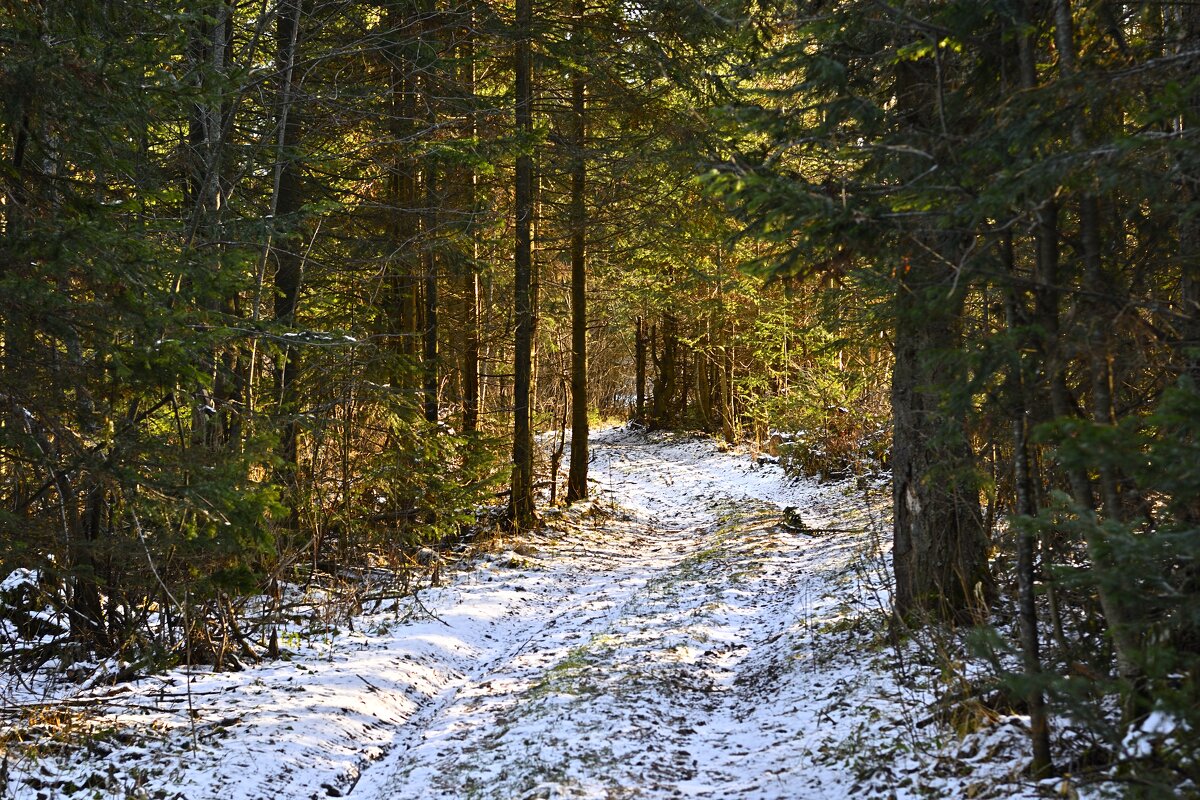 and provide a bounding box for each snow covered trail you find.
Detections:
[351,428,893,800]
[7,427,1041,800]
